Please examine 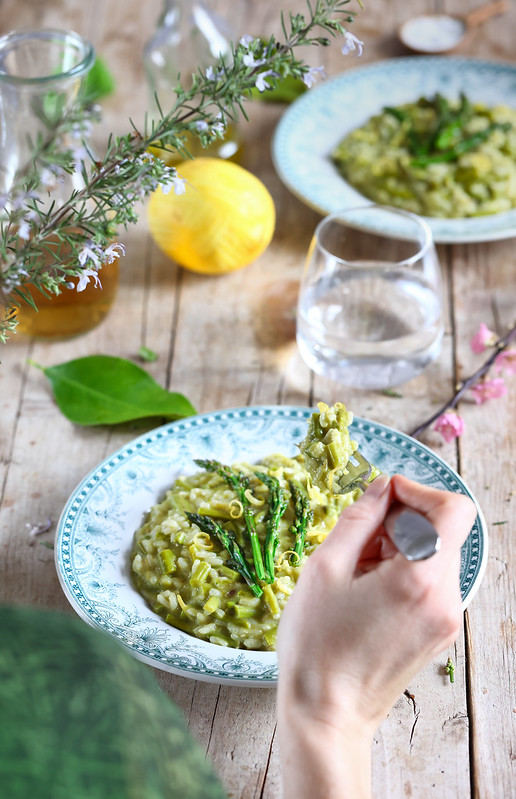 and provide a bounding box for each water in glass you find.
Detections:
[296,206,444,389]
